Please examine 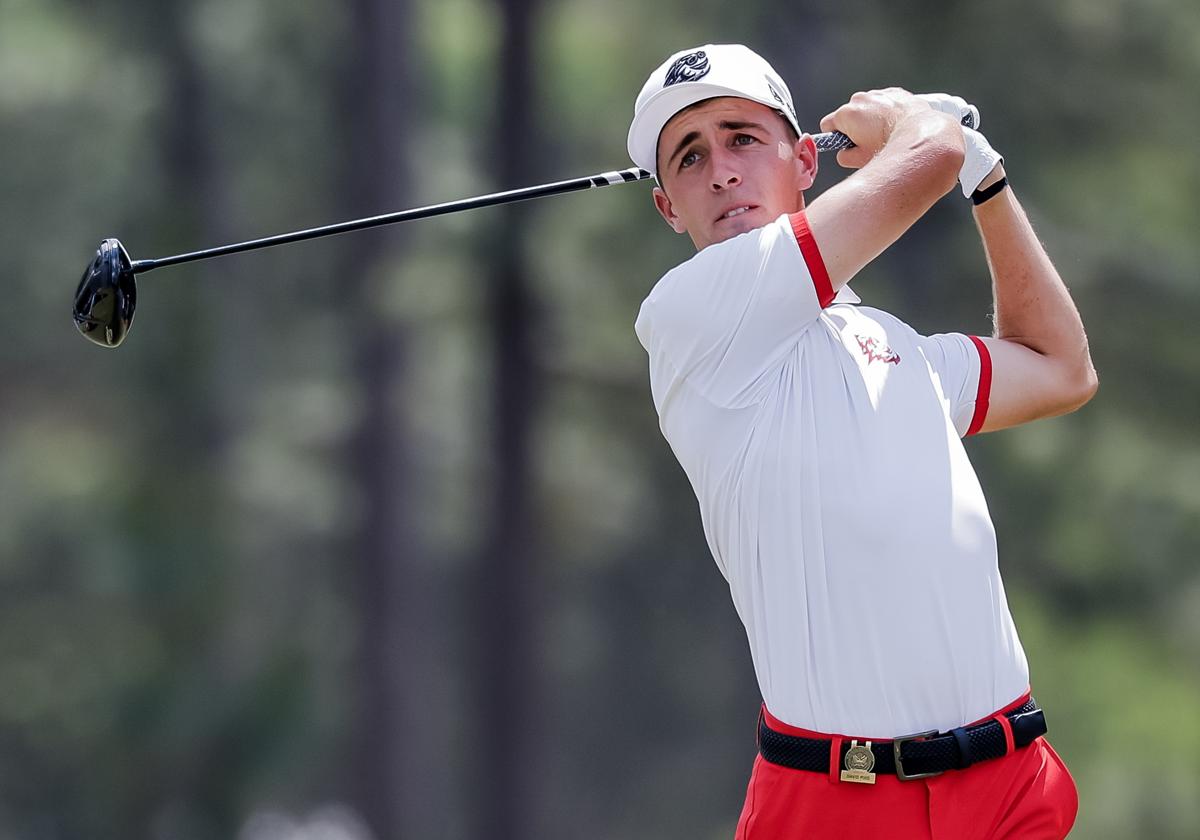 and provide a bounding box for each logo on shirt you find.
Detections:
[856,335,901,366]
[663,50,711,87]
